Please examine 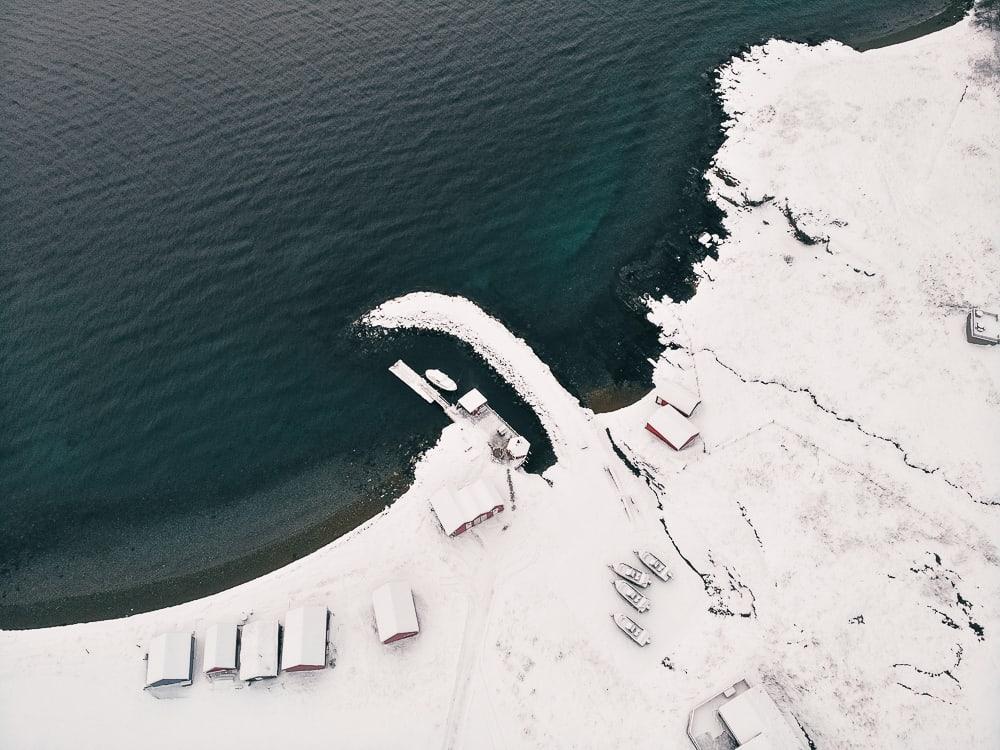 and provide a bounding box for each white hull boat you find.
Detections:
[611,613,650,646]
[609,562,651,588]
[425,369,457,392]
[613,579,650,613]
[635,549,672,581]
